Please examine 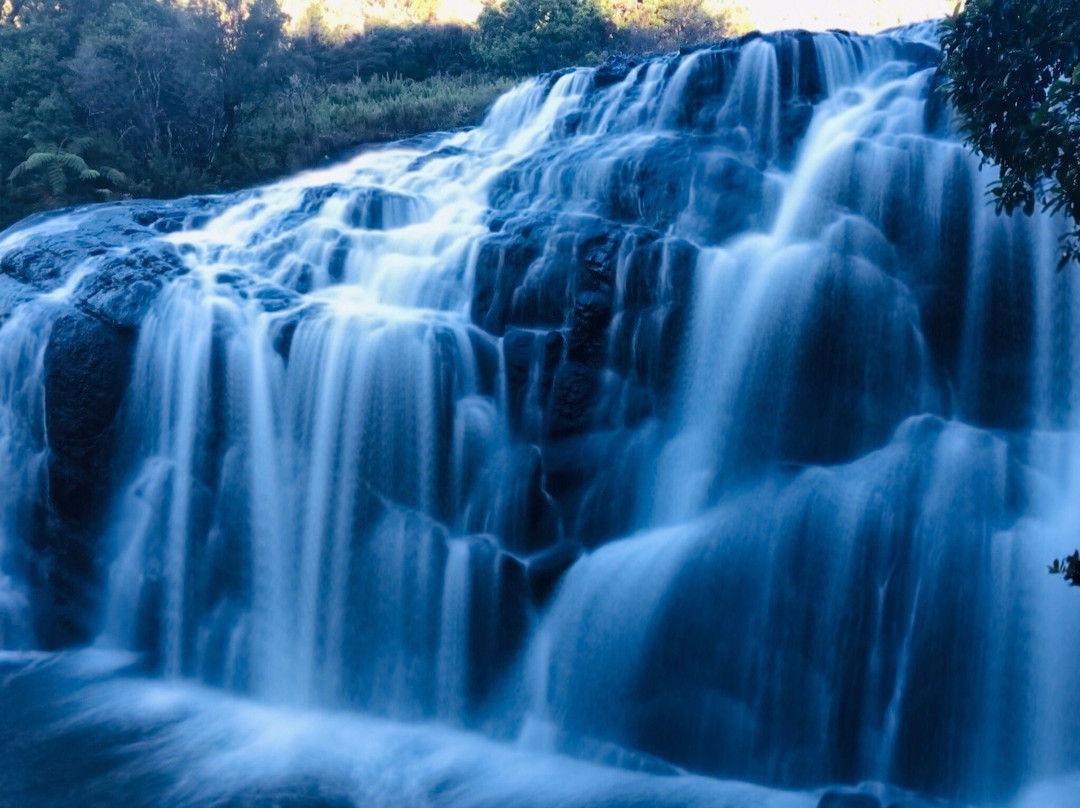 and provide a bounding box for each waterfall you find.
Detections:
[0,22,1077,808]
